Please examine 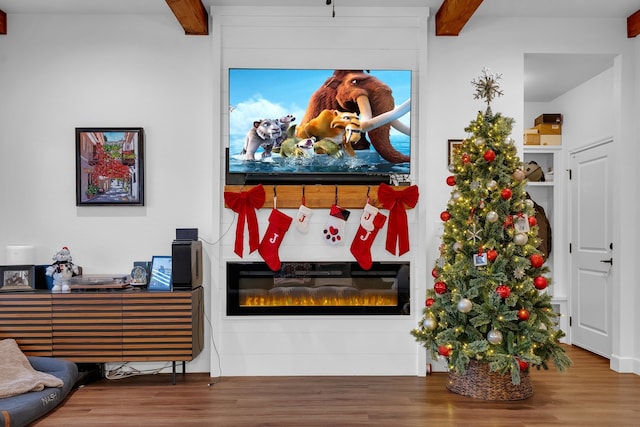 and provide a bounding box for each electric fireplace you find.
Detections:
[227,261,410,316]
